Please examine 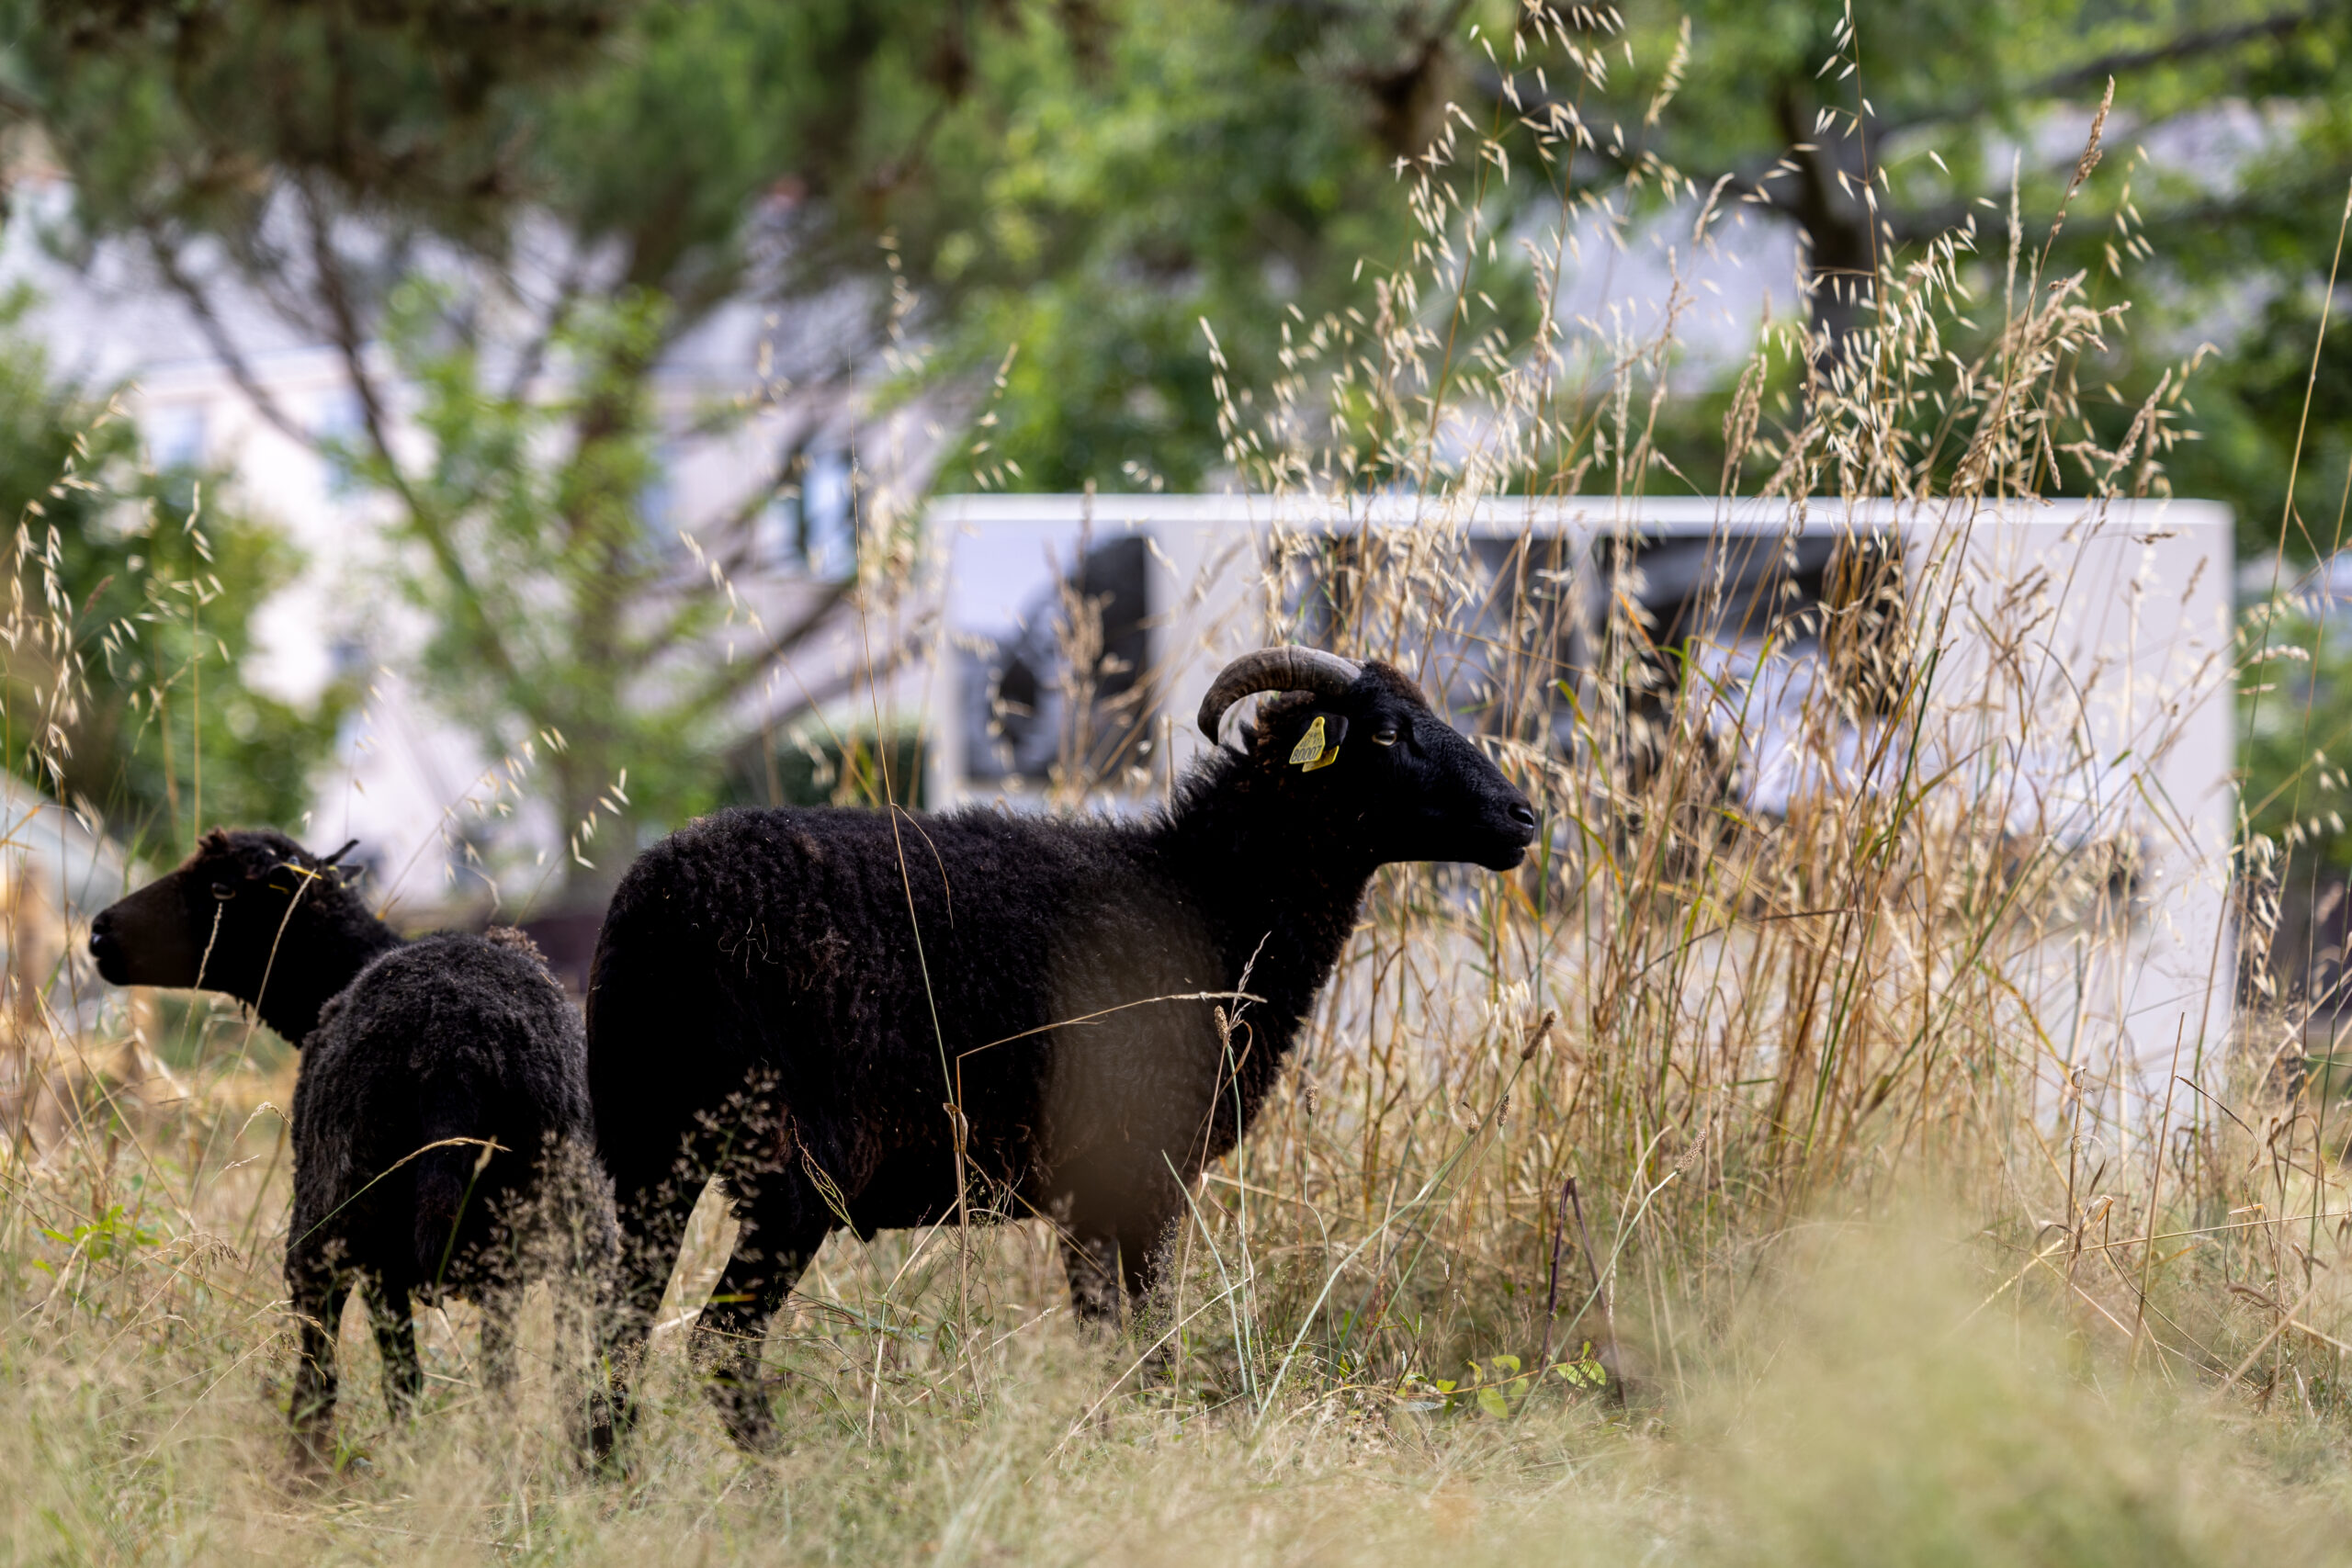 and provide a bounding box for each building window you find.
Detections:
[756,439,859,577]
[802,446,855,578]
